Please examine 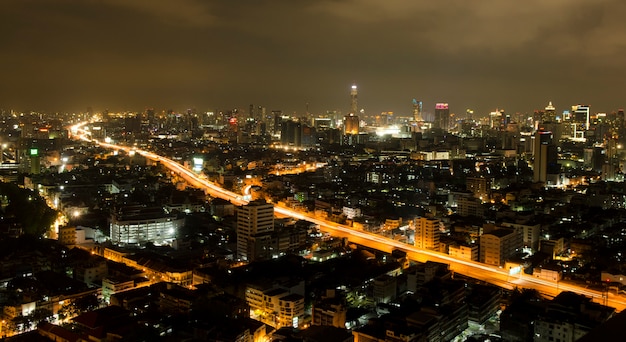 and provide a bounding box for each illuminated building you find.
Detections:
[466,176,491,200]
[489,109,505,130]
[246,283,305,328]
[434,103,450,130]
[571,104,590,135]
[545,101,556,122]
[350,84,358,115]
[312,290,347,328]
[236,200,274,262]
[313,117,332,131]
[479,228,522,267]
[343,114,359,135]
[414,217,441,251]
[448,243,479,261]
[457,196,485,217]
[373,275,397,304]
[412,99,423,121]
[502,222,541,252]
[109,206,183,245]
